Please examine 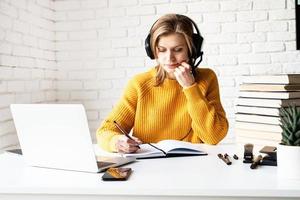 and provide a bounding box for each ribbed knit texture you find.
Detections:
[97,67,228,152]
